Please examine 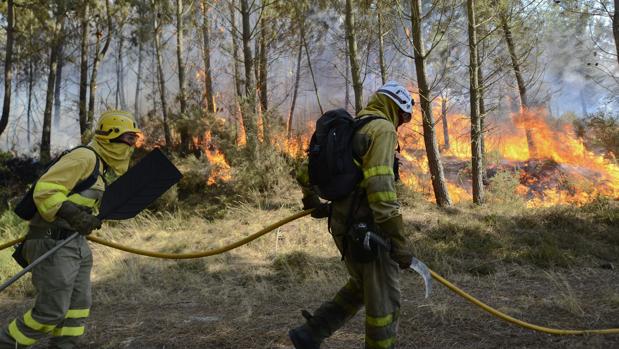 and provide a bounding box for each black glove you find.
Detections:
[302,195,321,210]
[378,215,413,269]
[310,202,330,219]
[57,201,102,236]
